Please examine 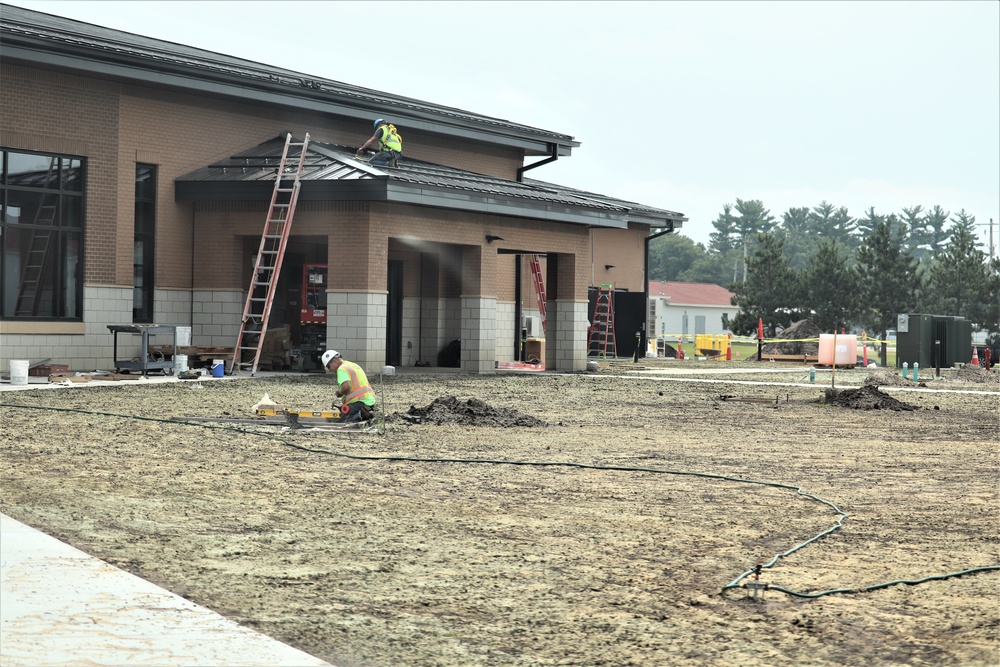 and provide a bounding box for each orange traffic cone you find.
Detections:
[971,346,980,366]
